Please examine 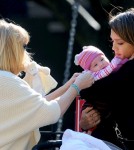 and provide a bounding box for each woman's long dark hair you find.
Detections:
[109,8,134,45]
